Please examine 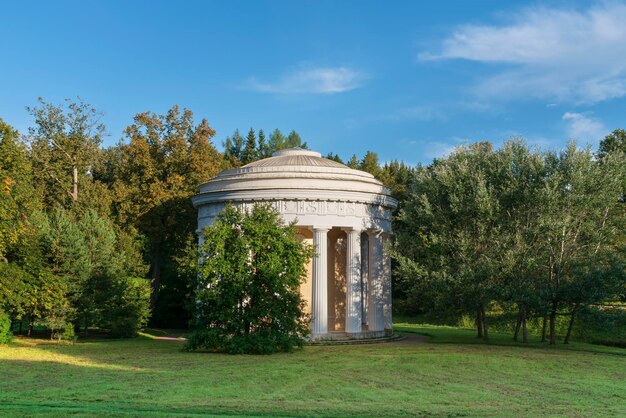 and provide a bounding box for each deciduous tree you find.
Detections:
[187,204,313,354]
